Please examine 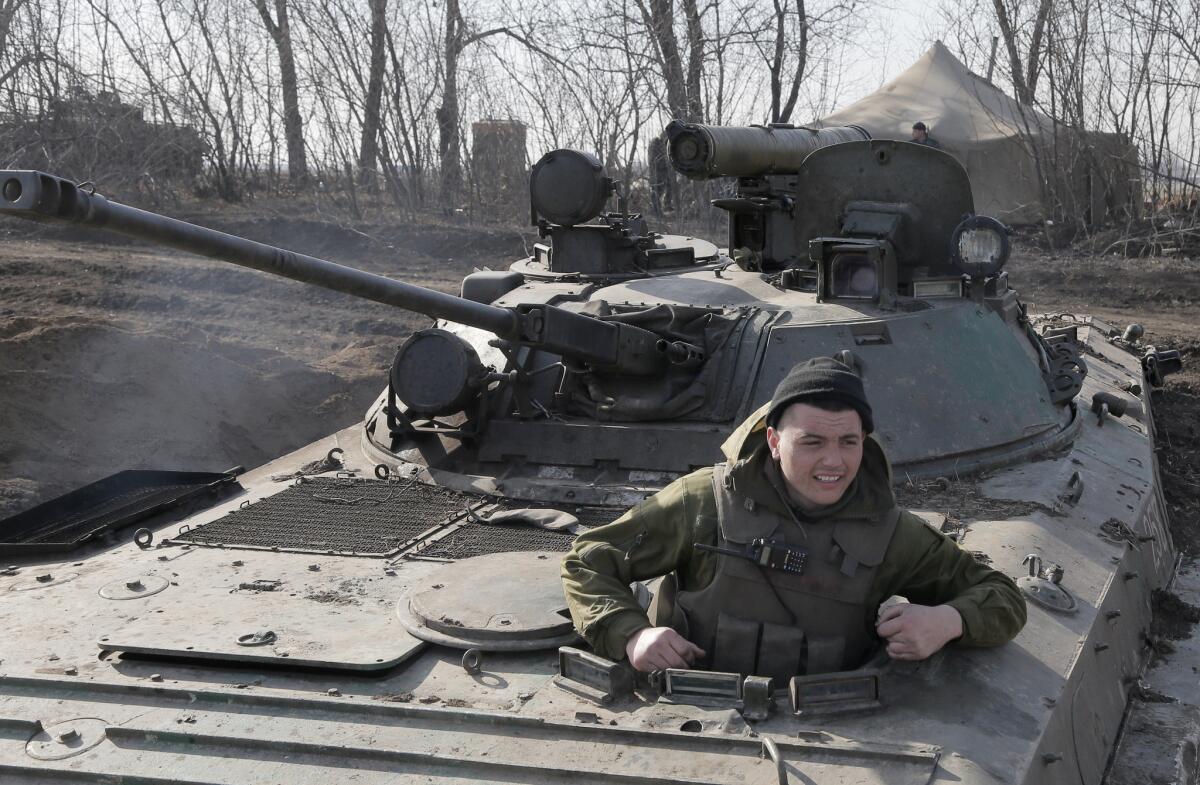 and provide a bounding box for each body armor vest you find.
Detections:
[676,463,900,684]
